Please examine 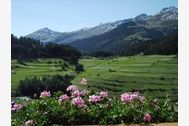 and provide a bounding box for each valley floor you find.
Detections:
[11,55,178,101]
